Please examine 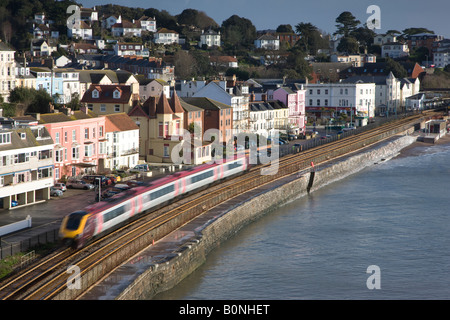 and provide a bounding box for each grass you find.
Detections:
[0,253,25,280]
